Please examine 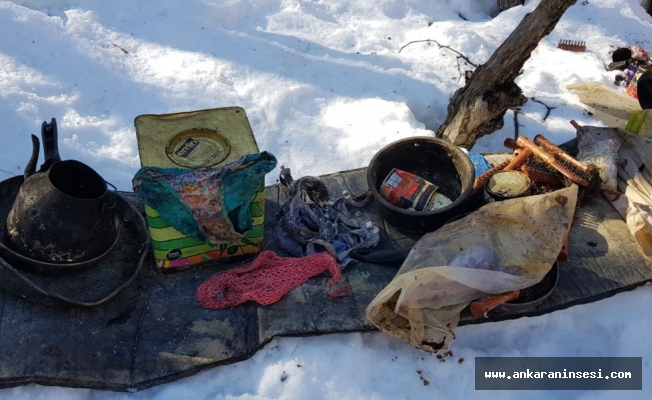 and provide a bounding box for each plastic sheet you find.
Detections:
[576,127,652,256]
[366,186,578,352]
